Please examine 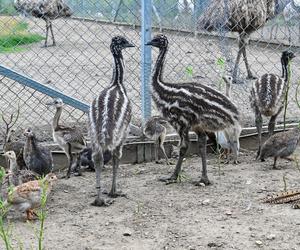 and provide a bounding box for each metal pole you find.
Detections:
[141,0,152,123]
